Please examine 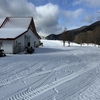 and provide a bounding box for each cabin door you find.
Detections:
[24,35,31,47]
